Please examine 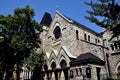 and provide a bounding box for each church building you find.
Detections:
[40,10,108,80]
